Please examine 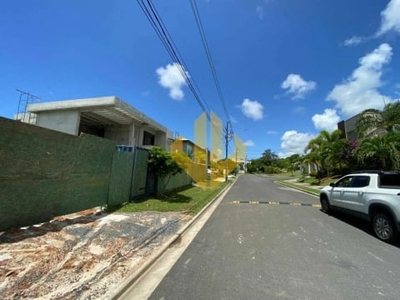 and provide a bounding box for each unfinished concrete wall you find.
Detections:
[36,110,80,135]
[155,131,167,149]
[0,117,130,231]
[104,125,132,145]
